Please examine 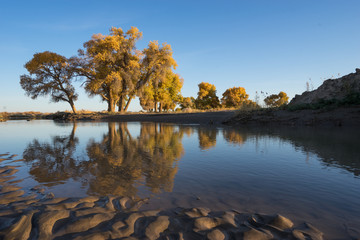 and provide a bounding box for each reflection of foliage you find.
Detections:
[198,128,218,150]
[139,123,184,193]
[23,122,185,198]
[85,122,184,196]
[22,123,79,186]
[179,126,195,137]
[85,122,142,196]
[223,129,247,145]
